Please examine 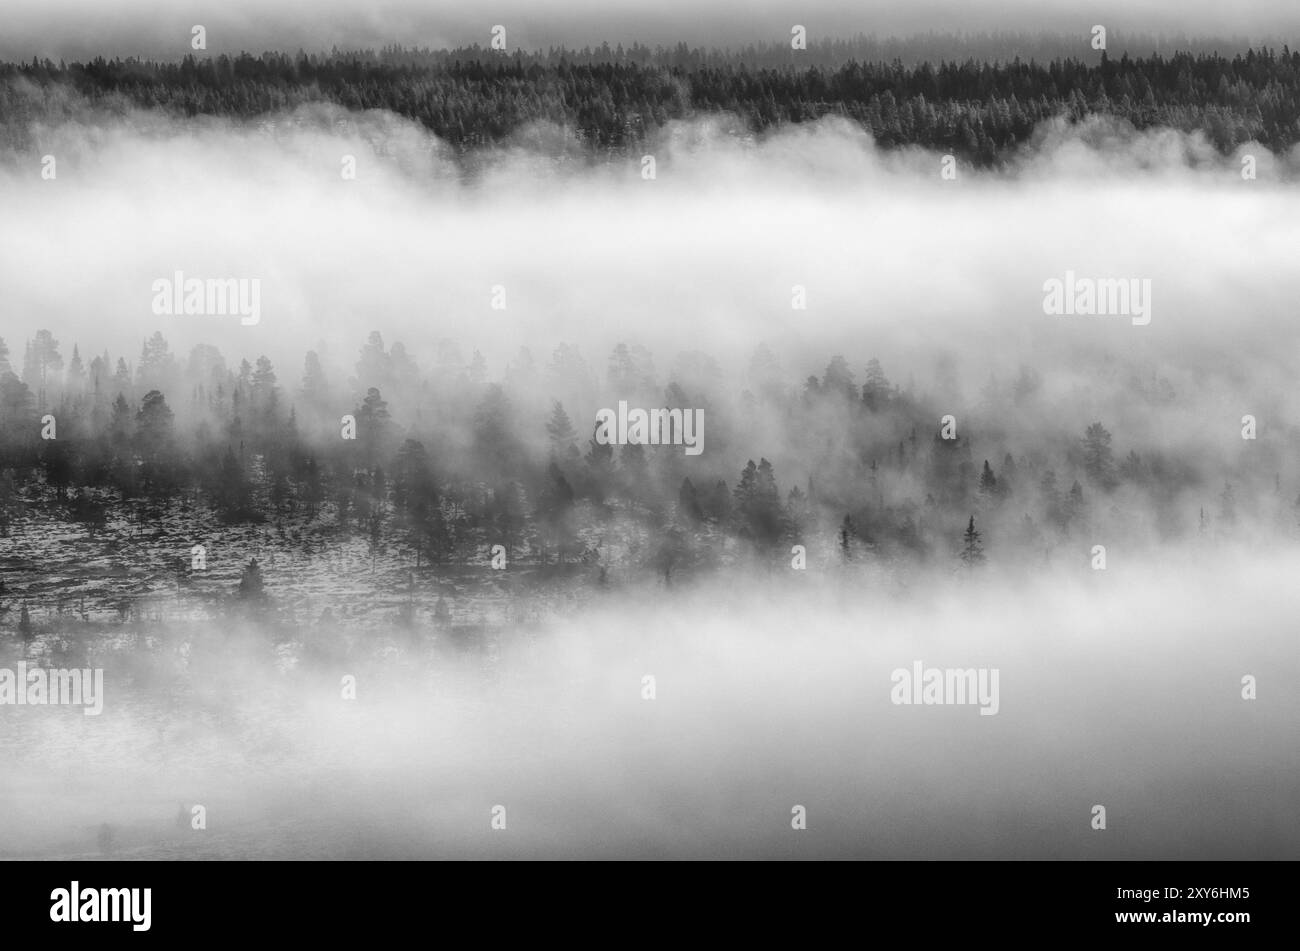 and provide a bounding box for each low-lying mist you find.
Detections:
[1,547,1295,859]
[3,103,1299,394]
[2,96,1298,859]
